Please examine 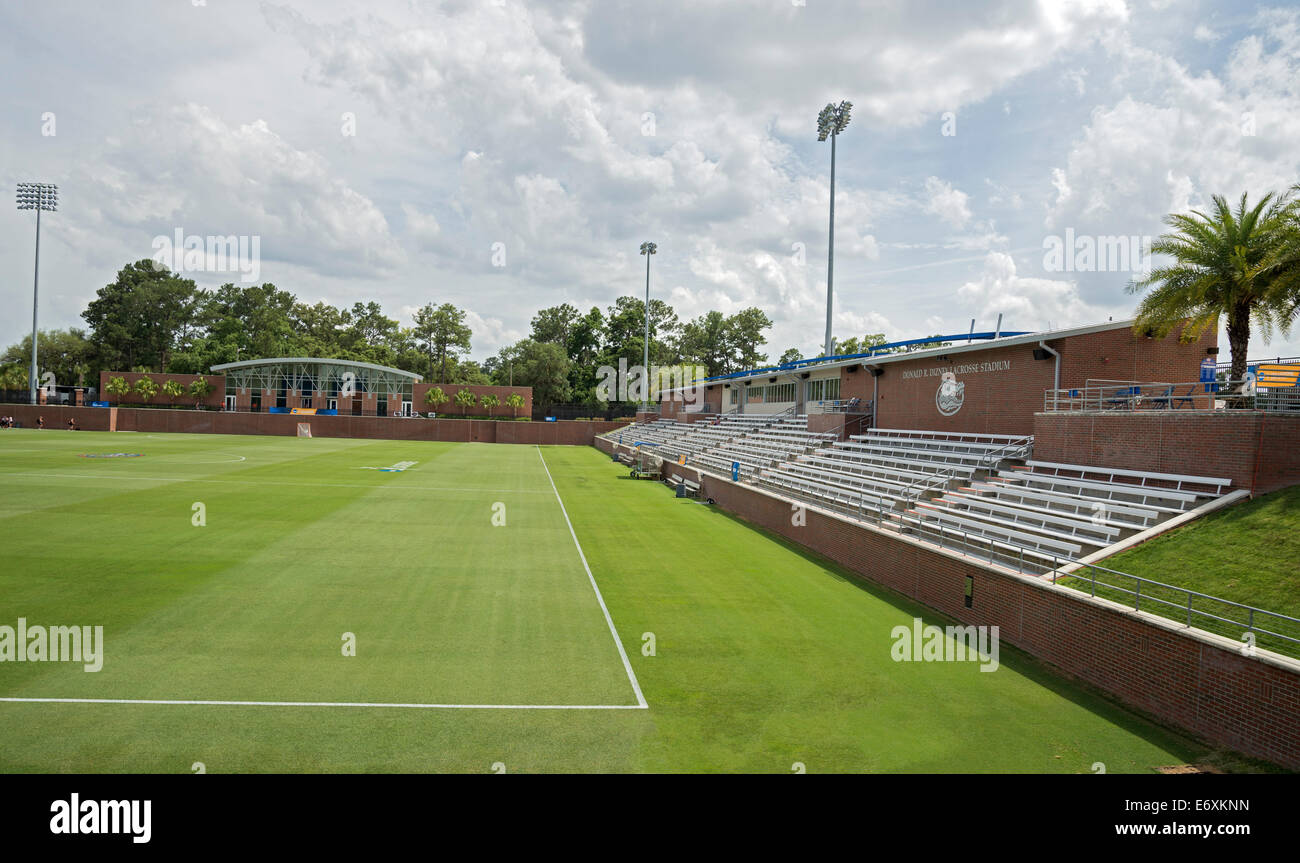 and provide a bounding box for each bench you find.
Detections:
[889,510,1071,568]
[963,481,1159,529]
[1022,460,1231,496]
[772,465,911,506]
[932,493,1118,548]
[910,502,1083,557]
[998,469,1198,513]
[757,471,894,514]
[819,446,977,478]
